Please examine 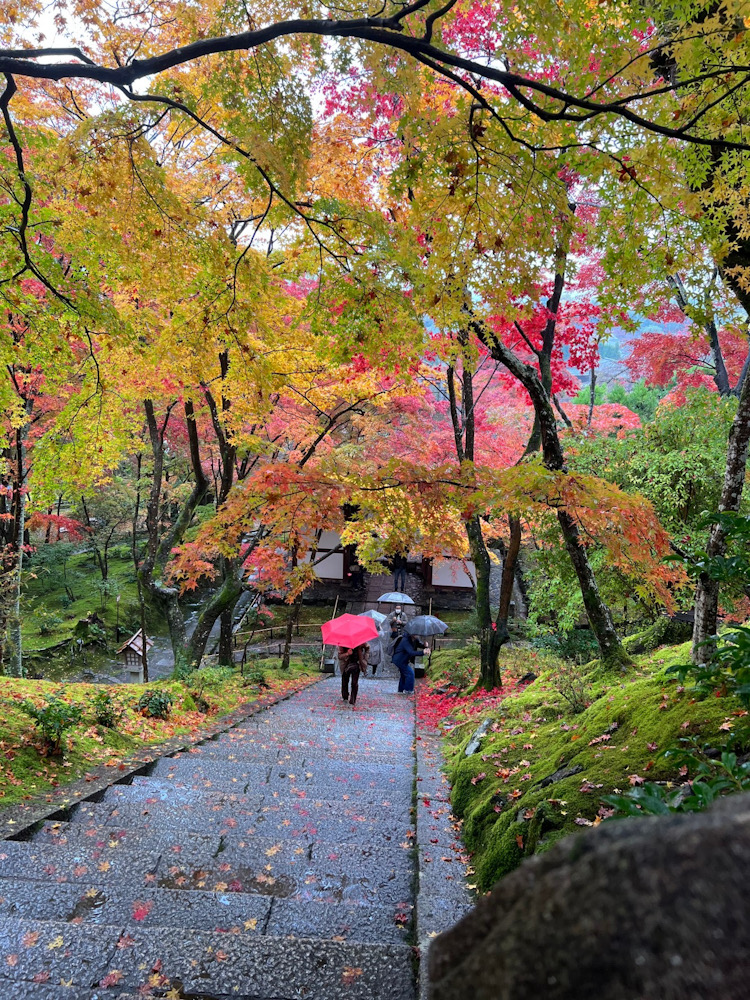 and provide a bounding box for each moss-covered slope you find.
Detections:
[430,642,745,892]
